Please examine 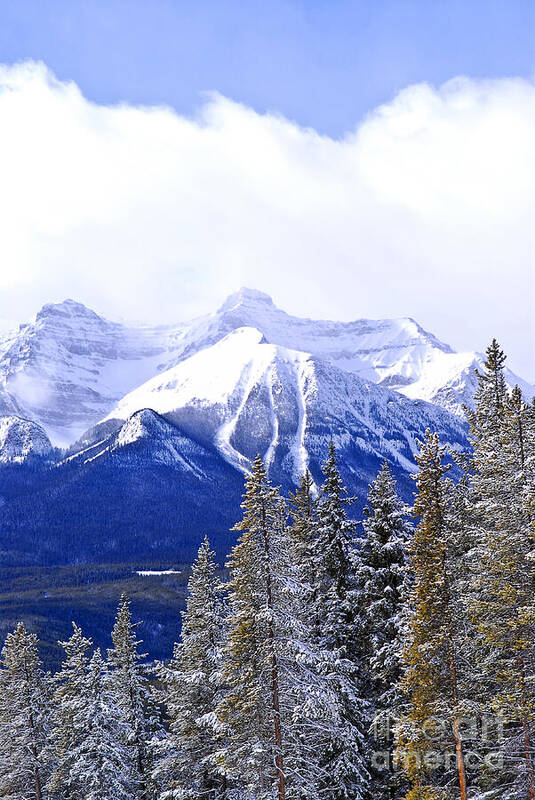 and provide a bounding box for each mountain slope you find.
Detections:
[0,416,53,463]
[0,410,244,566]
[102,326,468,488]
[0,289,531,445]
[0,300,185,445]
